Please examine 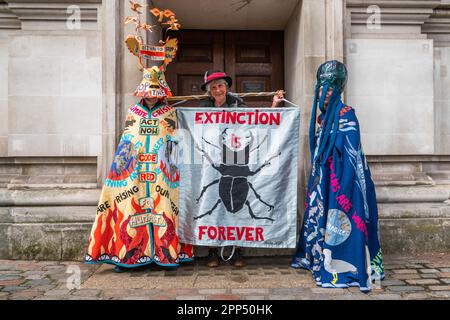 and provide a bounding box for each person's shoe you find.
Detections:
[231,249,246,268]
[206,249,219,268]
